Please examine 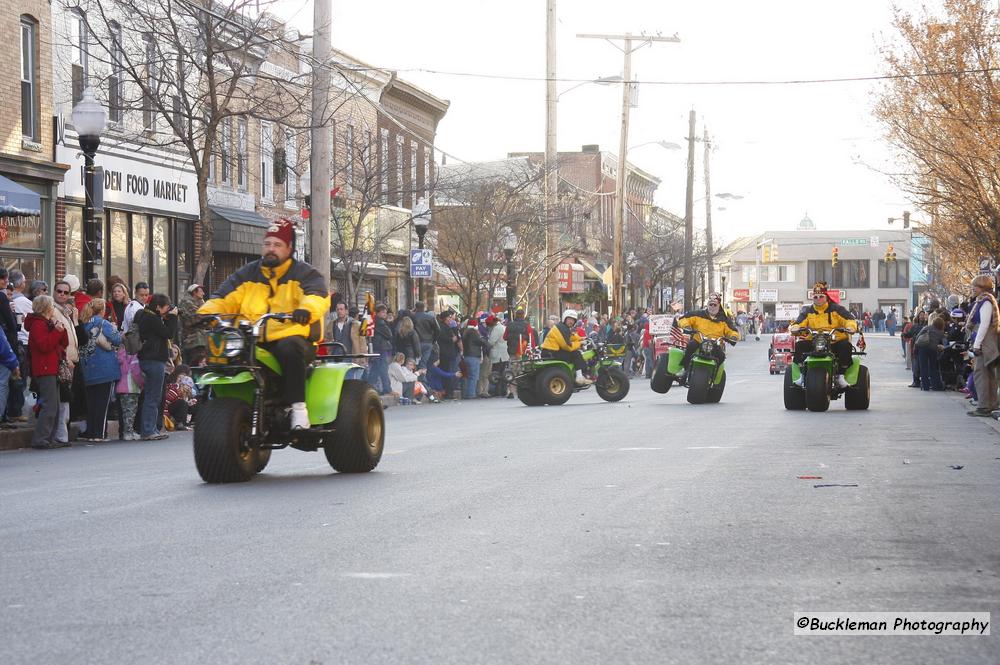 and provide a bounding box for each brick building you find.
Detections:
[1,2,69,283]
